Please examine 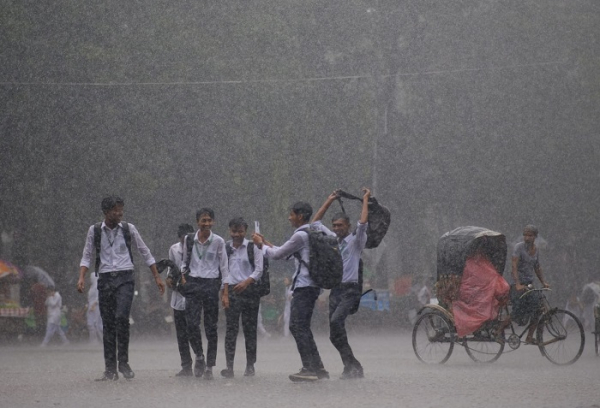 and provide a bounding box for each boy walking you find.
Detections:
[180,208,229,380]
[167,223,195,376]
[77,196,165,381]
[252,202,329,382]
[220,217,264,378]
